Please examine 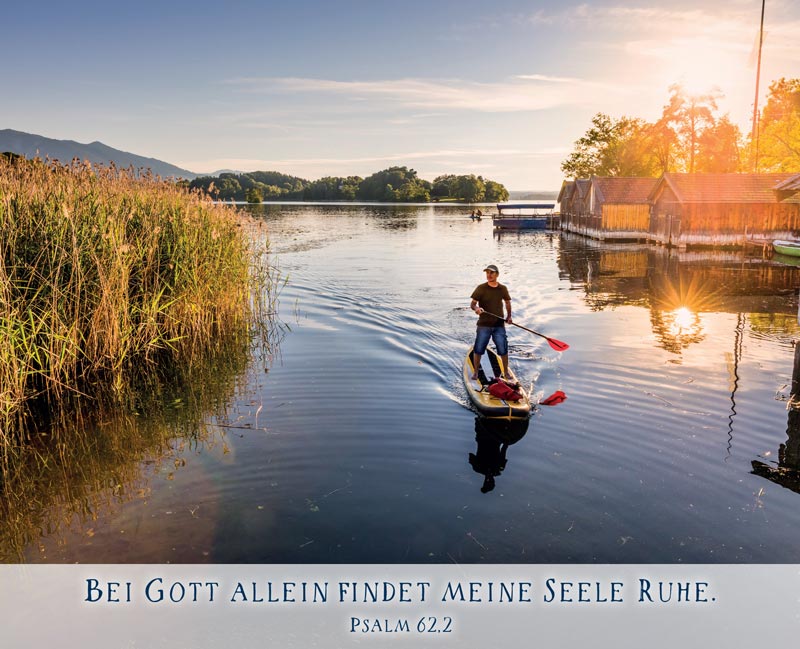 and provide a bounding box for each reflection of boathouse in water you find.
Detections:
[556,236,800,355]
[557,238,800,485]
[557,237,799,320]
